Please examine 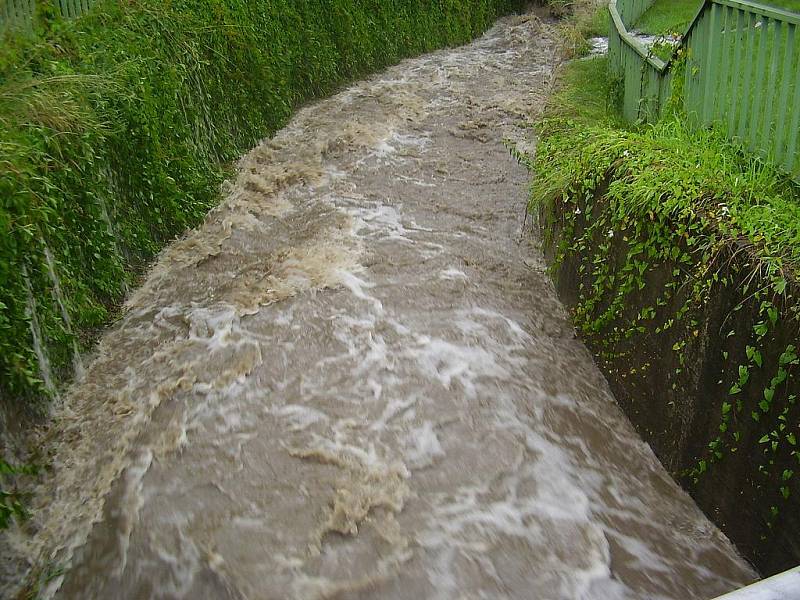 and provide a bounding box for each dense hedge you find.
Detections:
[0,0,525,413]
